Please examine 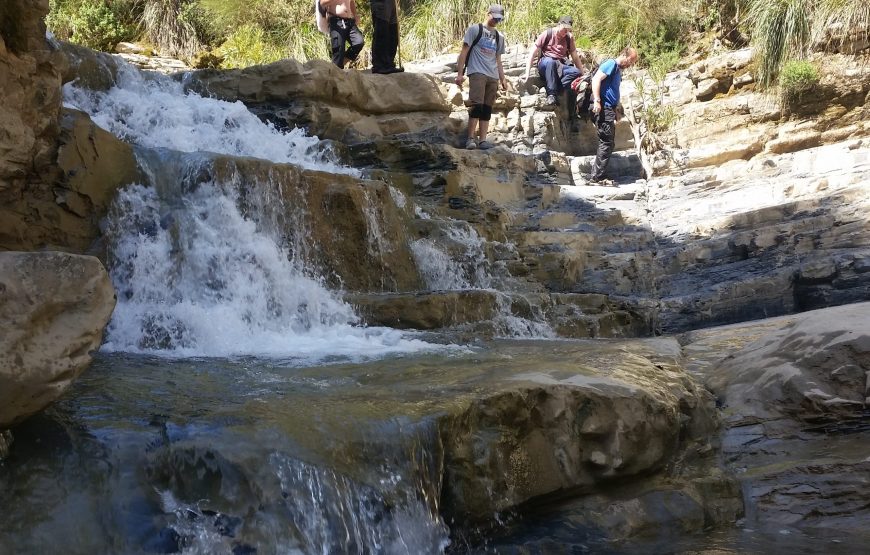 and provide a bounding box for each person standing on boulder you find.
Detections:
[524,16,585,106]
[589,46,638,184]
[319,0,364,69]
[455,5,508,150]
[369,0,403,73]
